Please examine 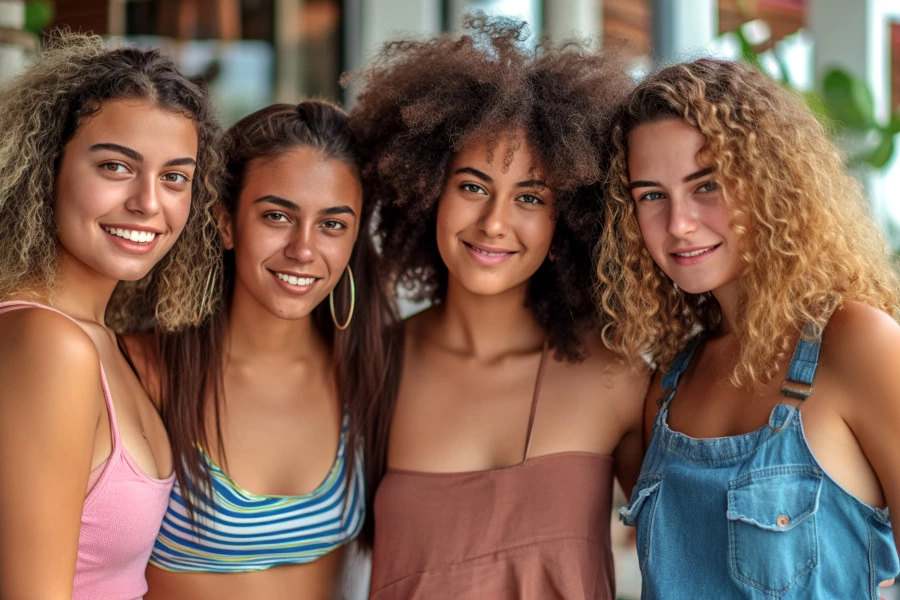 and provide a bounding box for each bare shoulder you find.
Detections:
[821,301,900,382]
[401,305,440,349]
[564,334,651,400]
[0,306,103,420]
[0,306,100,373]
[118,331,162,405]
